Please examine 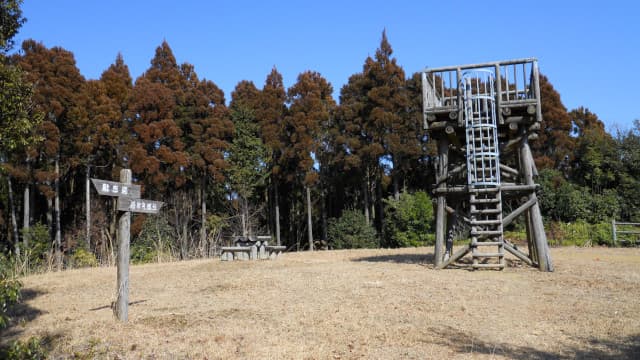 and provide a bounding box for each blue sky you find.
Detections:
[14,0,640,132]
